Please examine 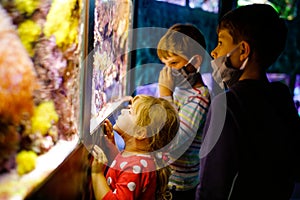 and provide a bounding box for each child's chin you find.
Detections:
[113,125,124,136]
